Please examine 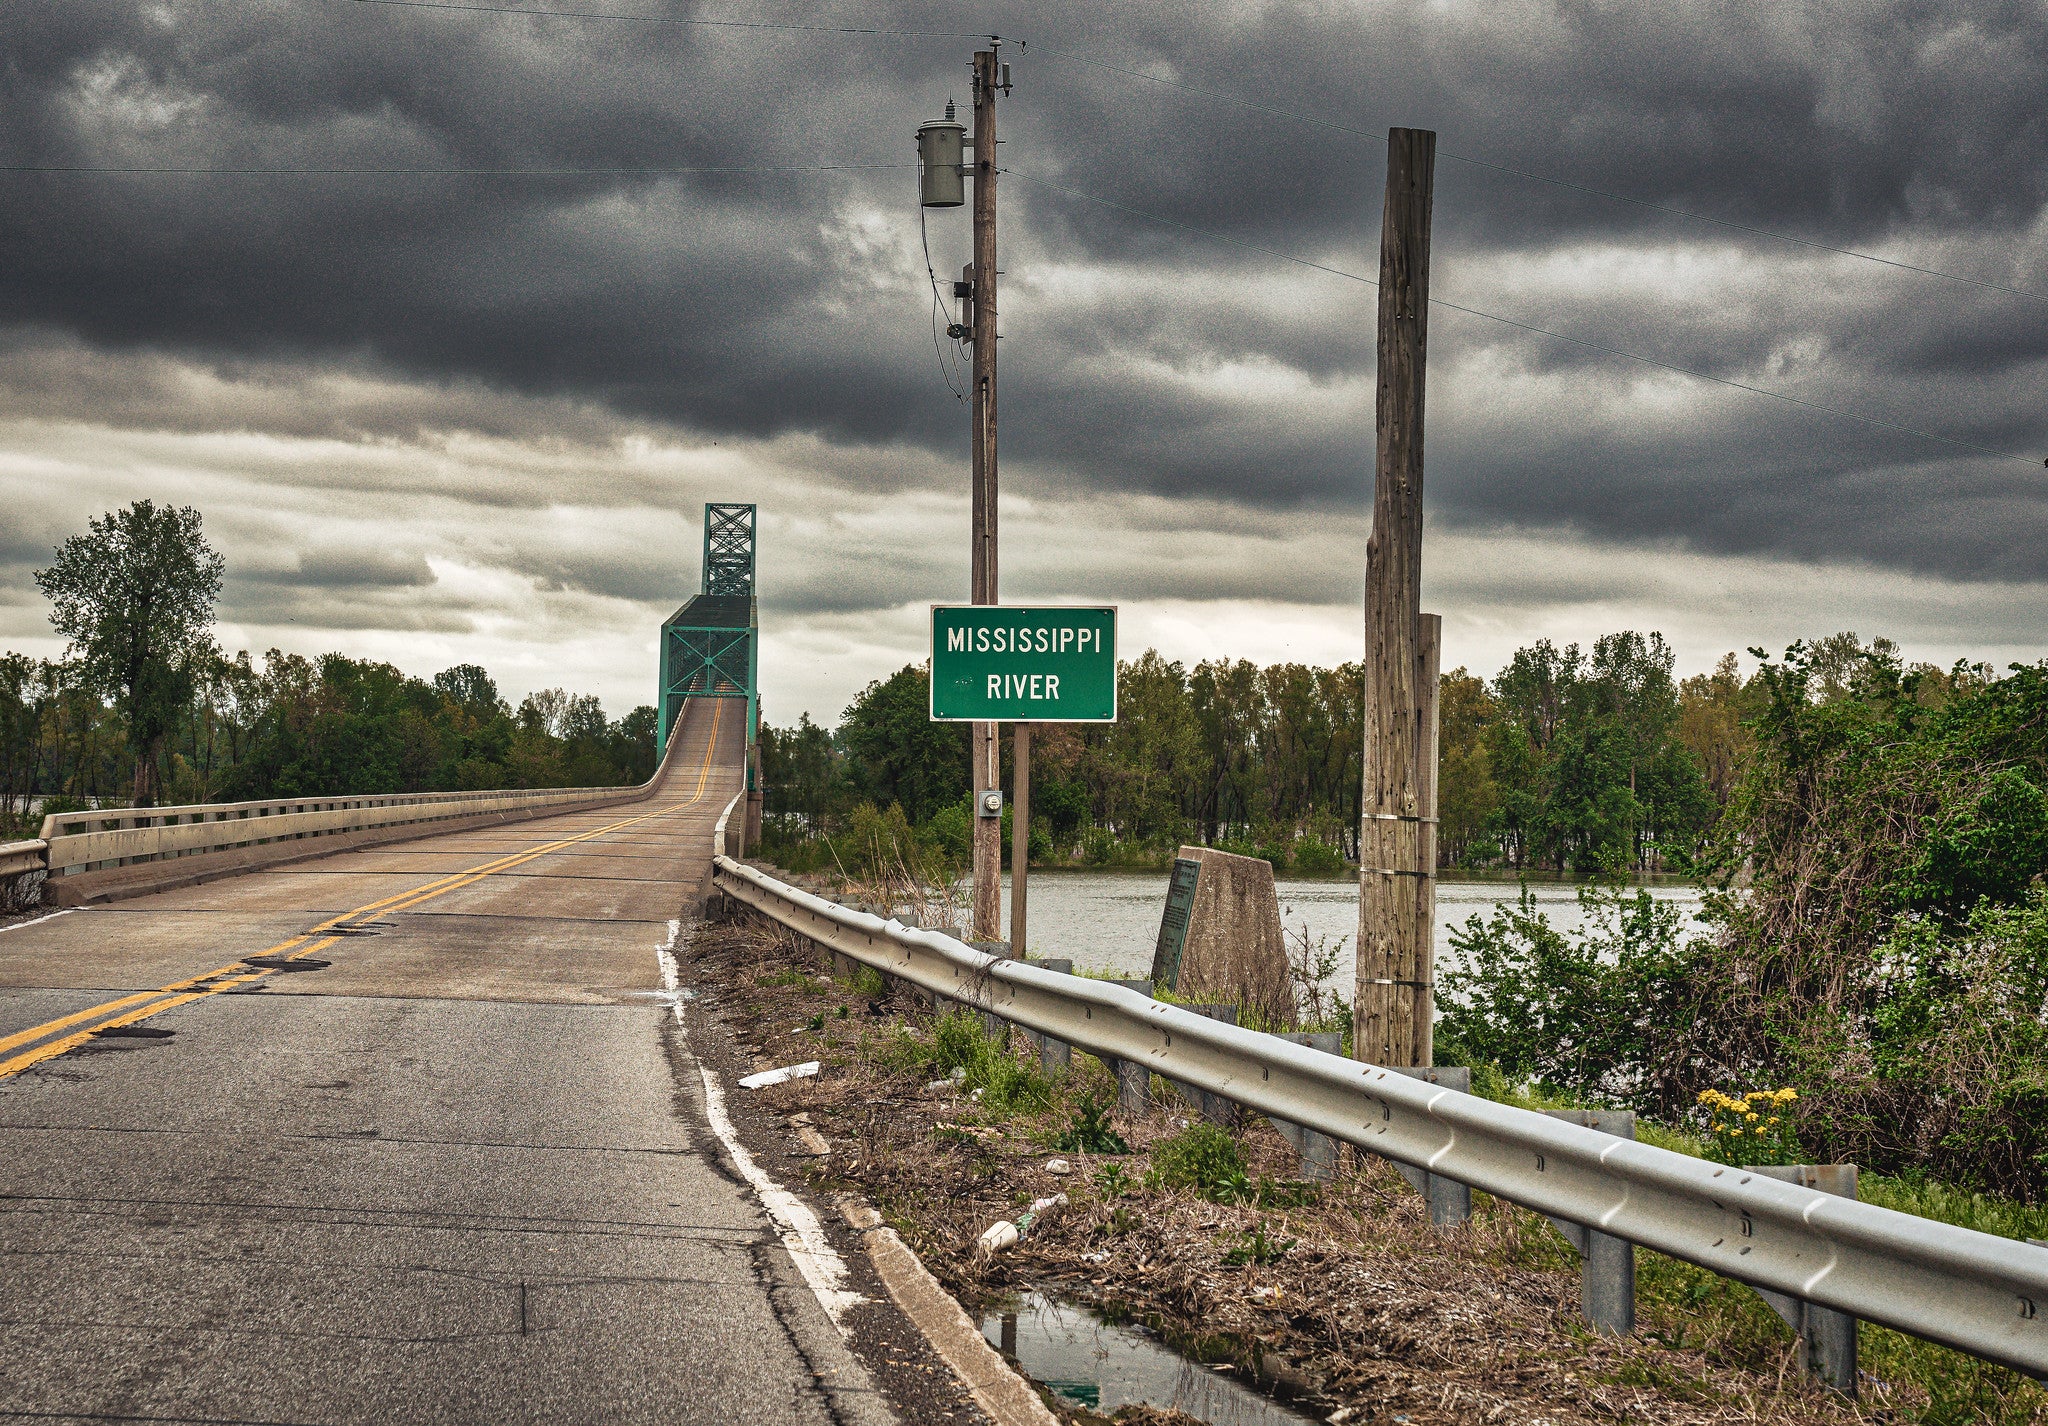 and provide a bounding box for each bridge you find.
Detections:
[0,506,956,1425]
